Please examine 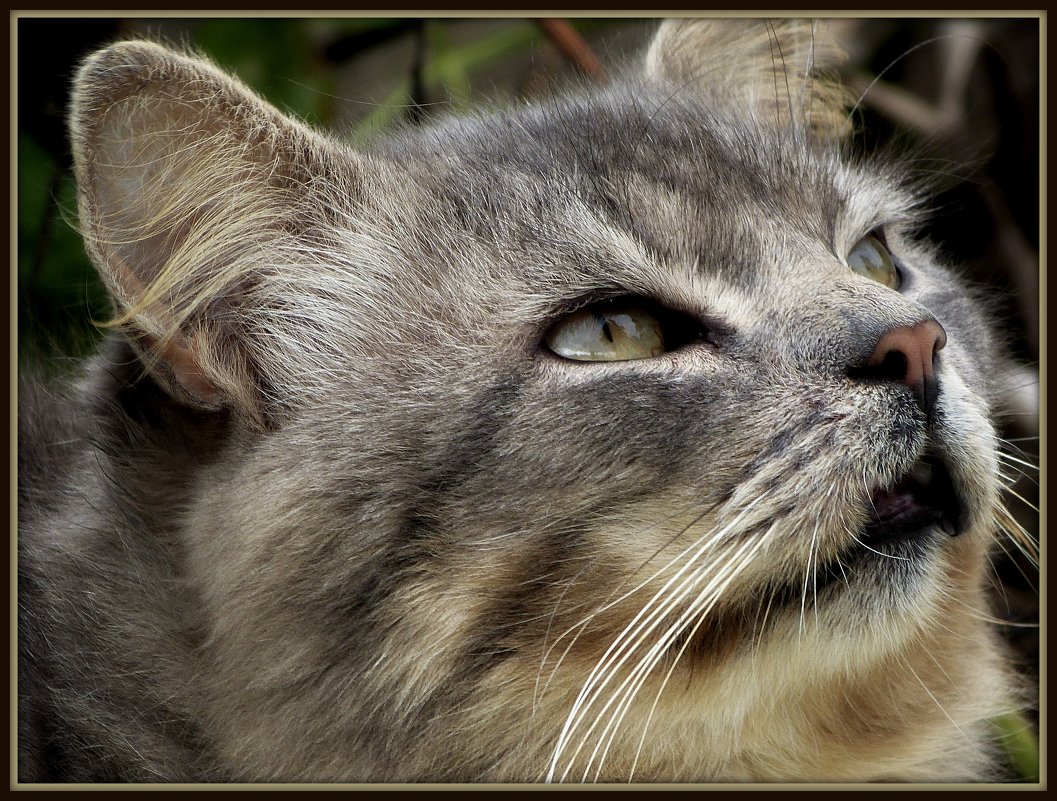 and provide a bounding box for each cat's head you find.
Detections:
[69,20,1016,781]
